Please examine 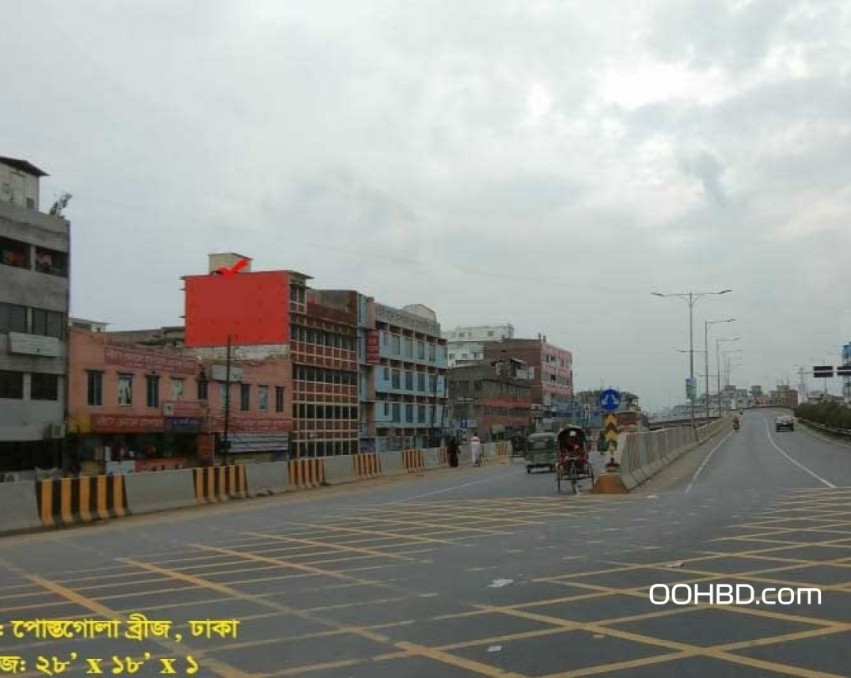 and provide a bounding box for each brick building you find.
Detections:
[447,360,531,442]
[67,326,293,473]
[483,336,573,422]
